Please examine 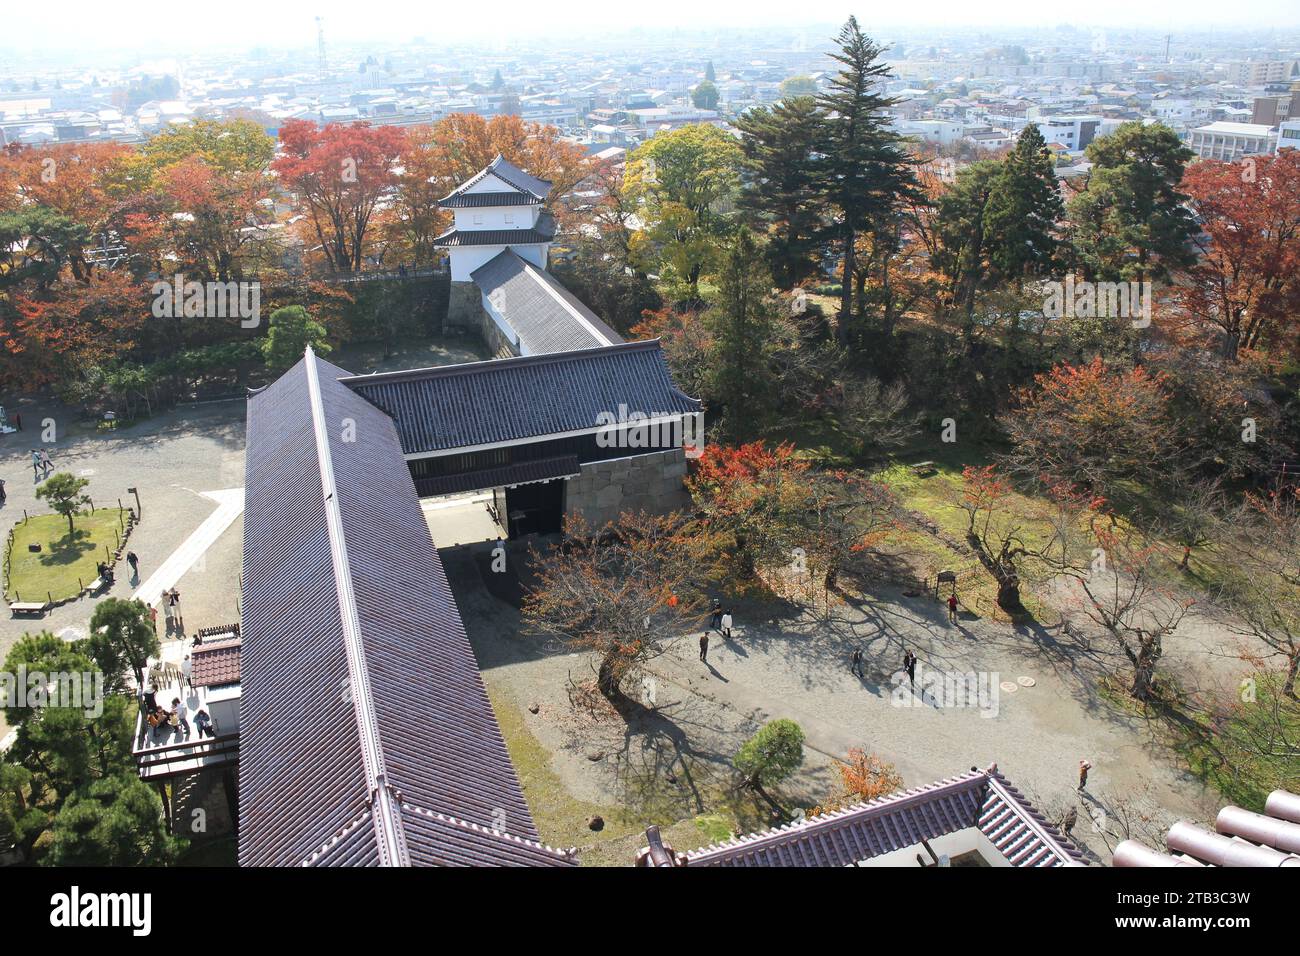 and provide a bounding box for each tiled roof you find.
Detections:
[471,249,622,355]
[414,454,581,498]
[240,349,576,867]
[341,340,700,457]
[657,766,1084,867]
[1114,789,1300,867]
[190,638,241,688]
[438,191,544,208]
[438,154,552,205]
[434,211,556,247]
